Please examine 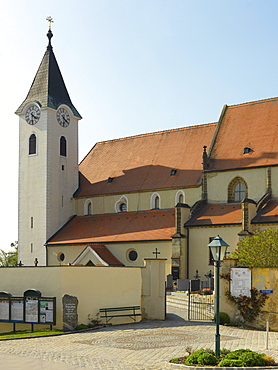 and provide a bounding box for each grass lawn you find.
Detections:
[0,329,63,339]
